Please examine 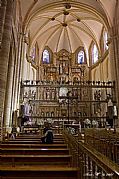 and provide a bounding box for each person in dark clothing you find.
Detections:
[41,122,53,144]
